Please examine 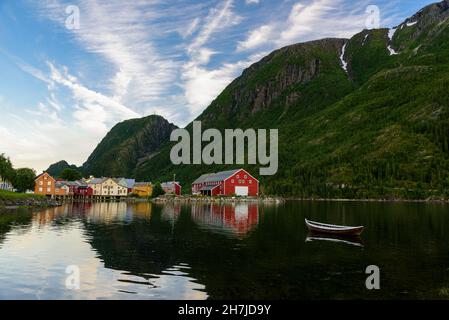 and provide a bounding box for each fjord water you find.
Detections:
[1,201,449,300]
